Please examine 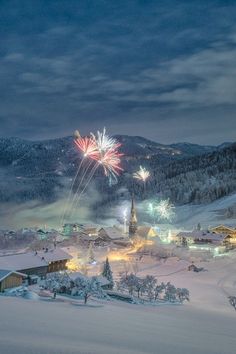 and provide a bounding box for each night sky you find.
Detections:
[1,0,236,144]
